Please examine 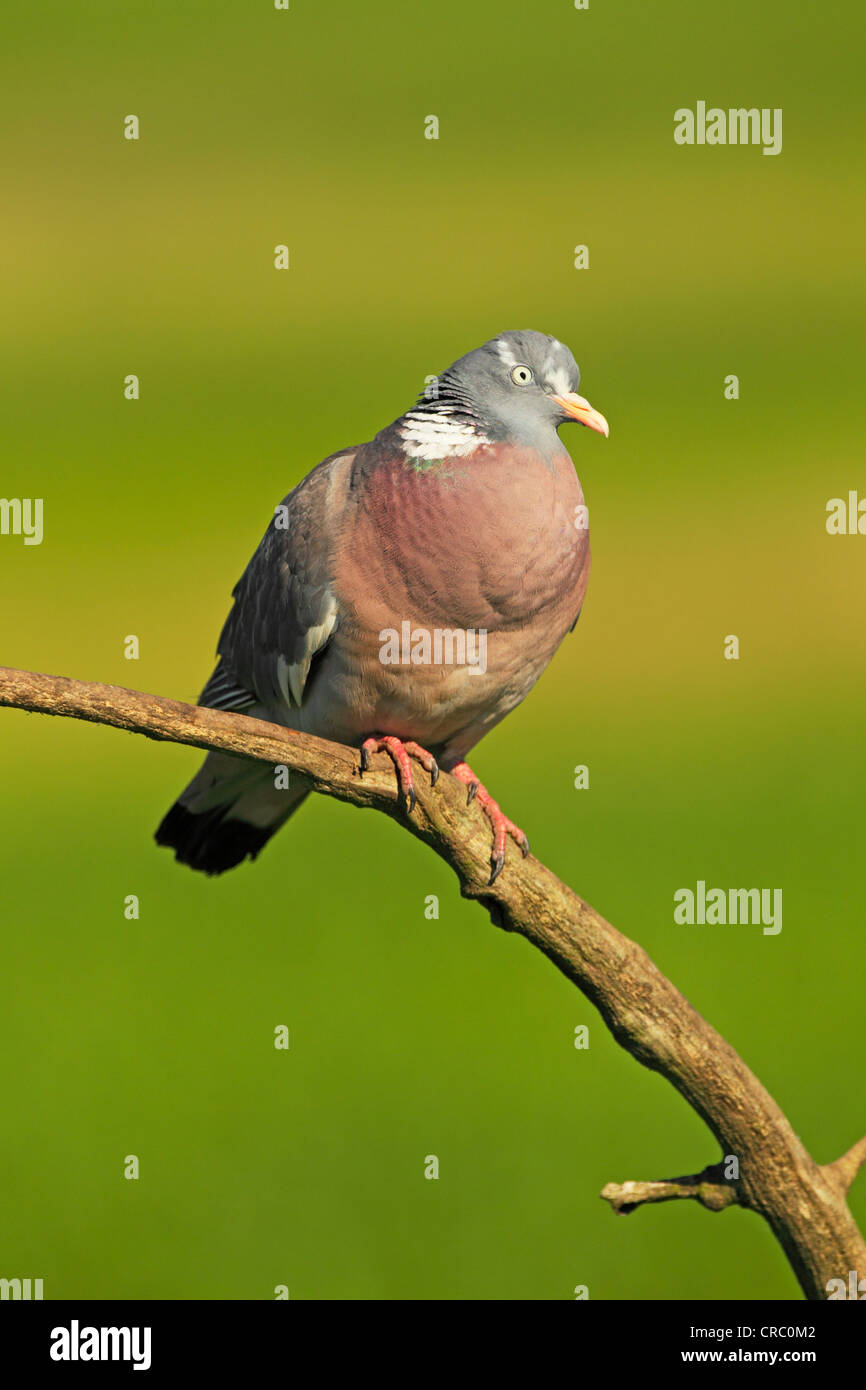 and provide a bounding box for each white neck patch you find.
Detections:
[399,409,490,461]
